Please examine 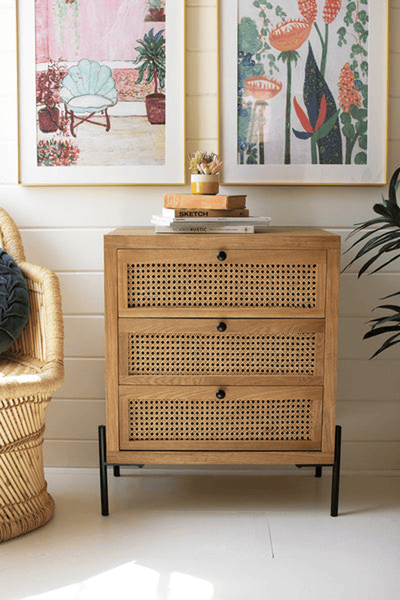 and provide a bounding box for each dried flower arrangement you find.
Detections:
[188,151,223,175]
